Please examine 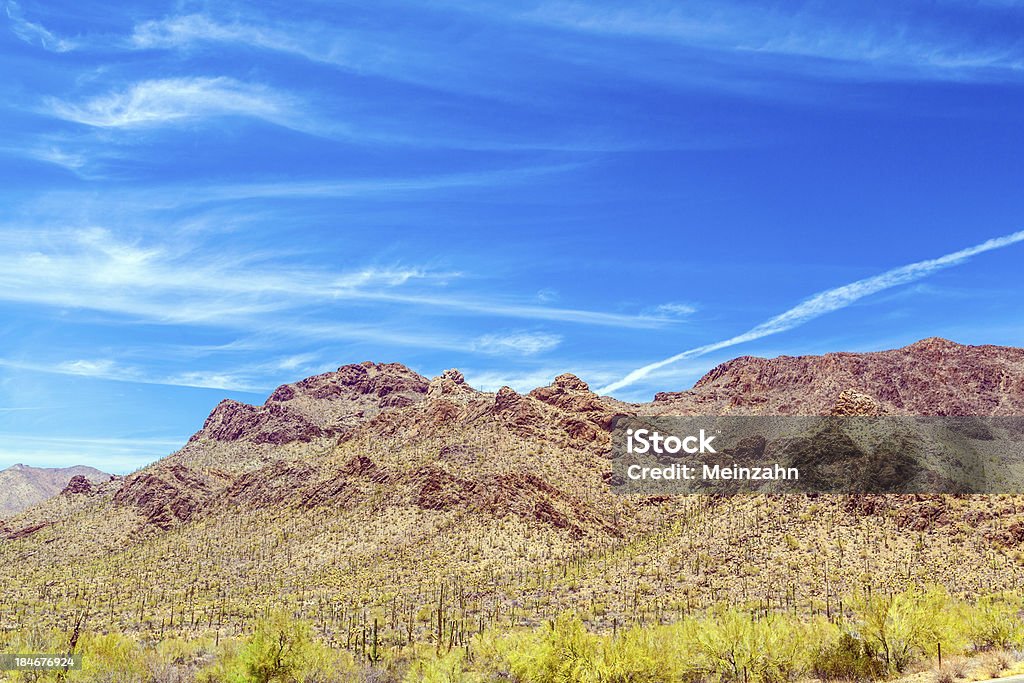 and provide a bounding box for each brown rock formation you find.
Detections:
[652,338,1024,416]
